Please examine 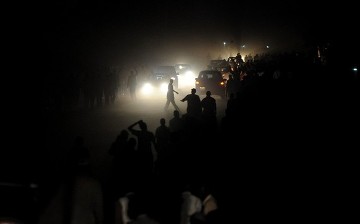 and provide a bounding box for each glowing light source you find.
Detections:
[353,67,358,71]
[141,83,154,95]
